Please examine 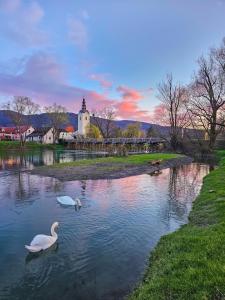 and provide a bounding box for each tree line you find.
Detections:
[155,37,225,152]
[2,97,147,145]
